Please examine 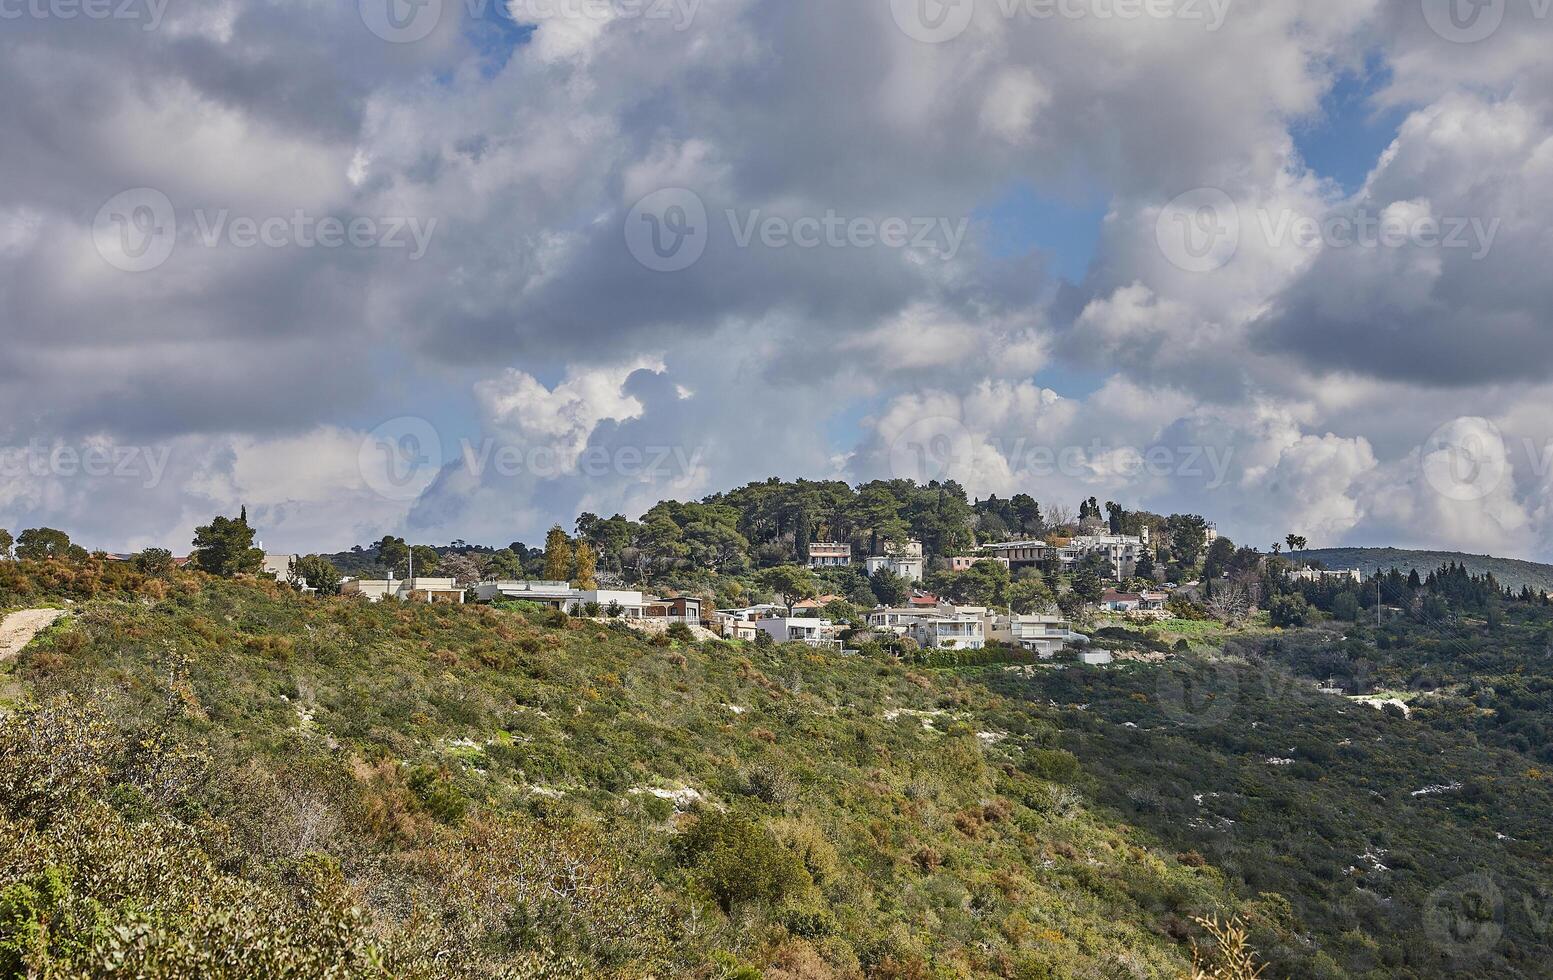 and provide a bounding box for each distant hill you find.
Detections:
[1295,547,1553,594]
